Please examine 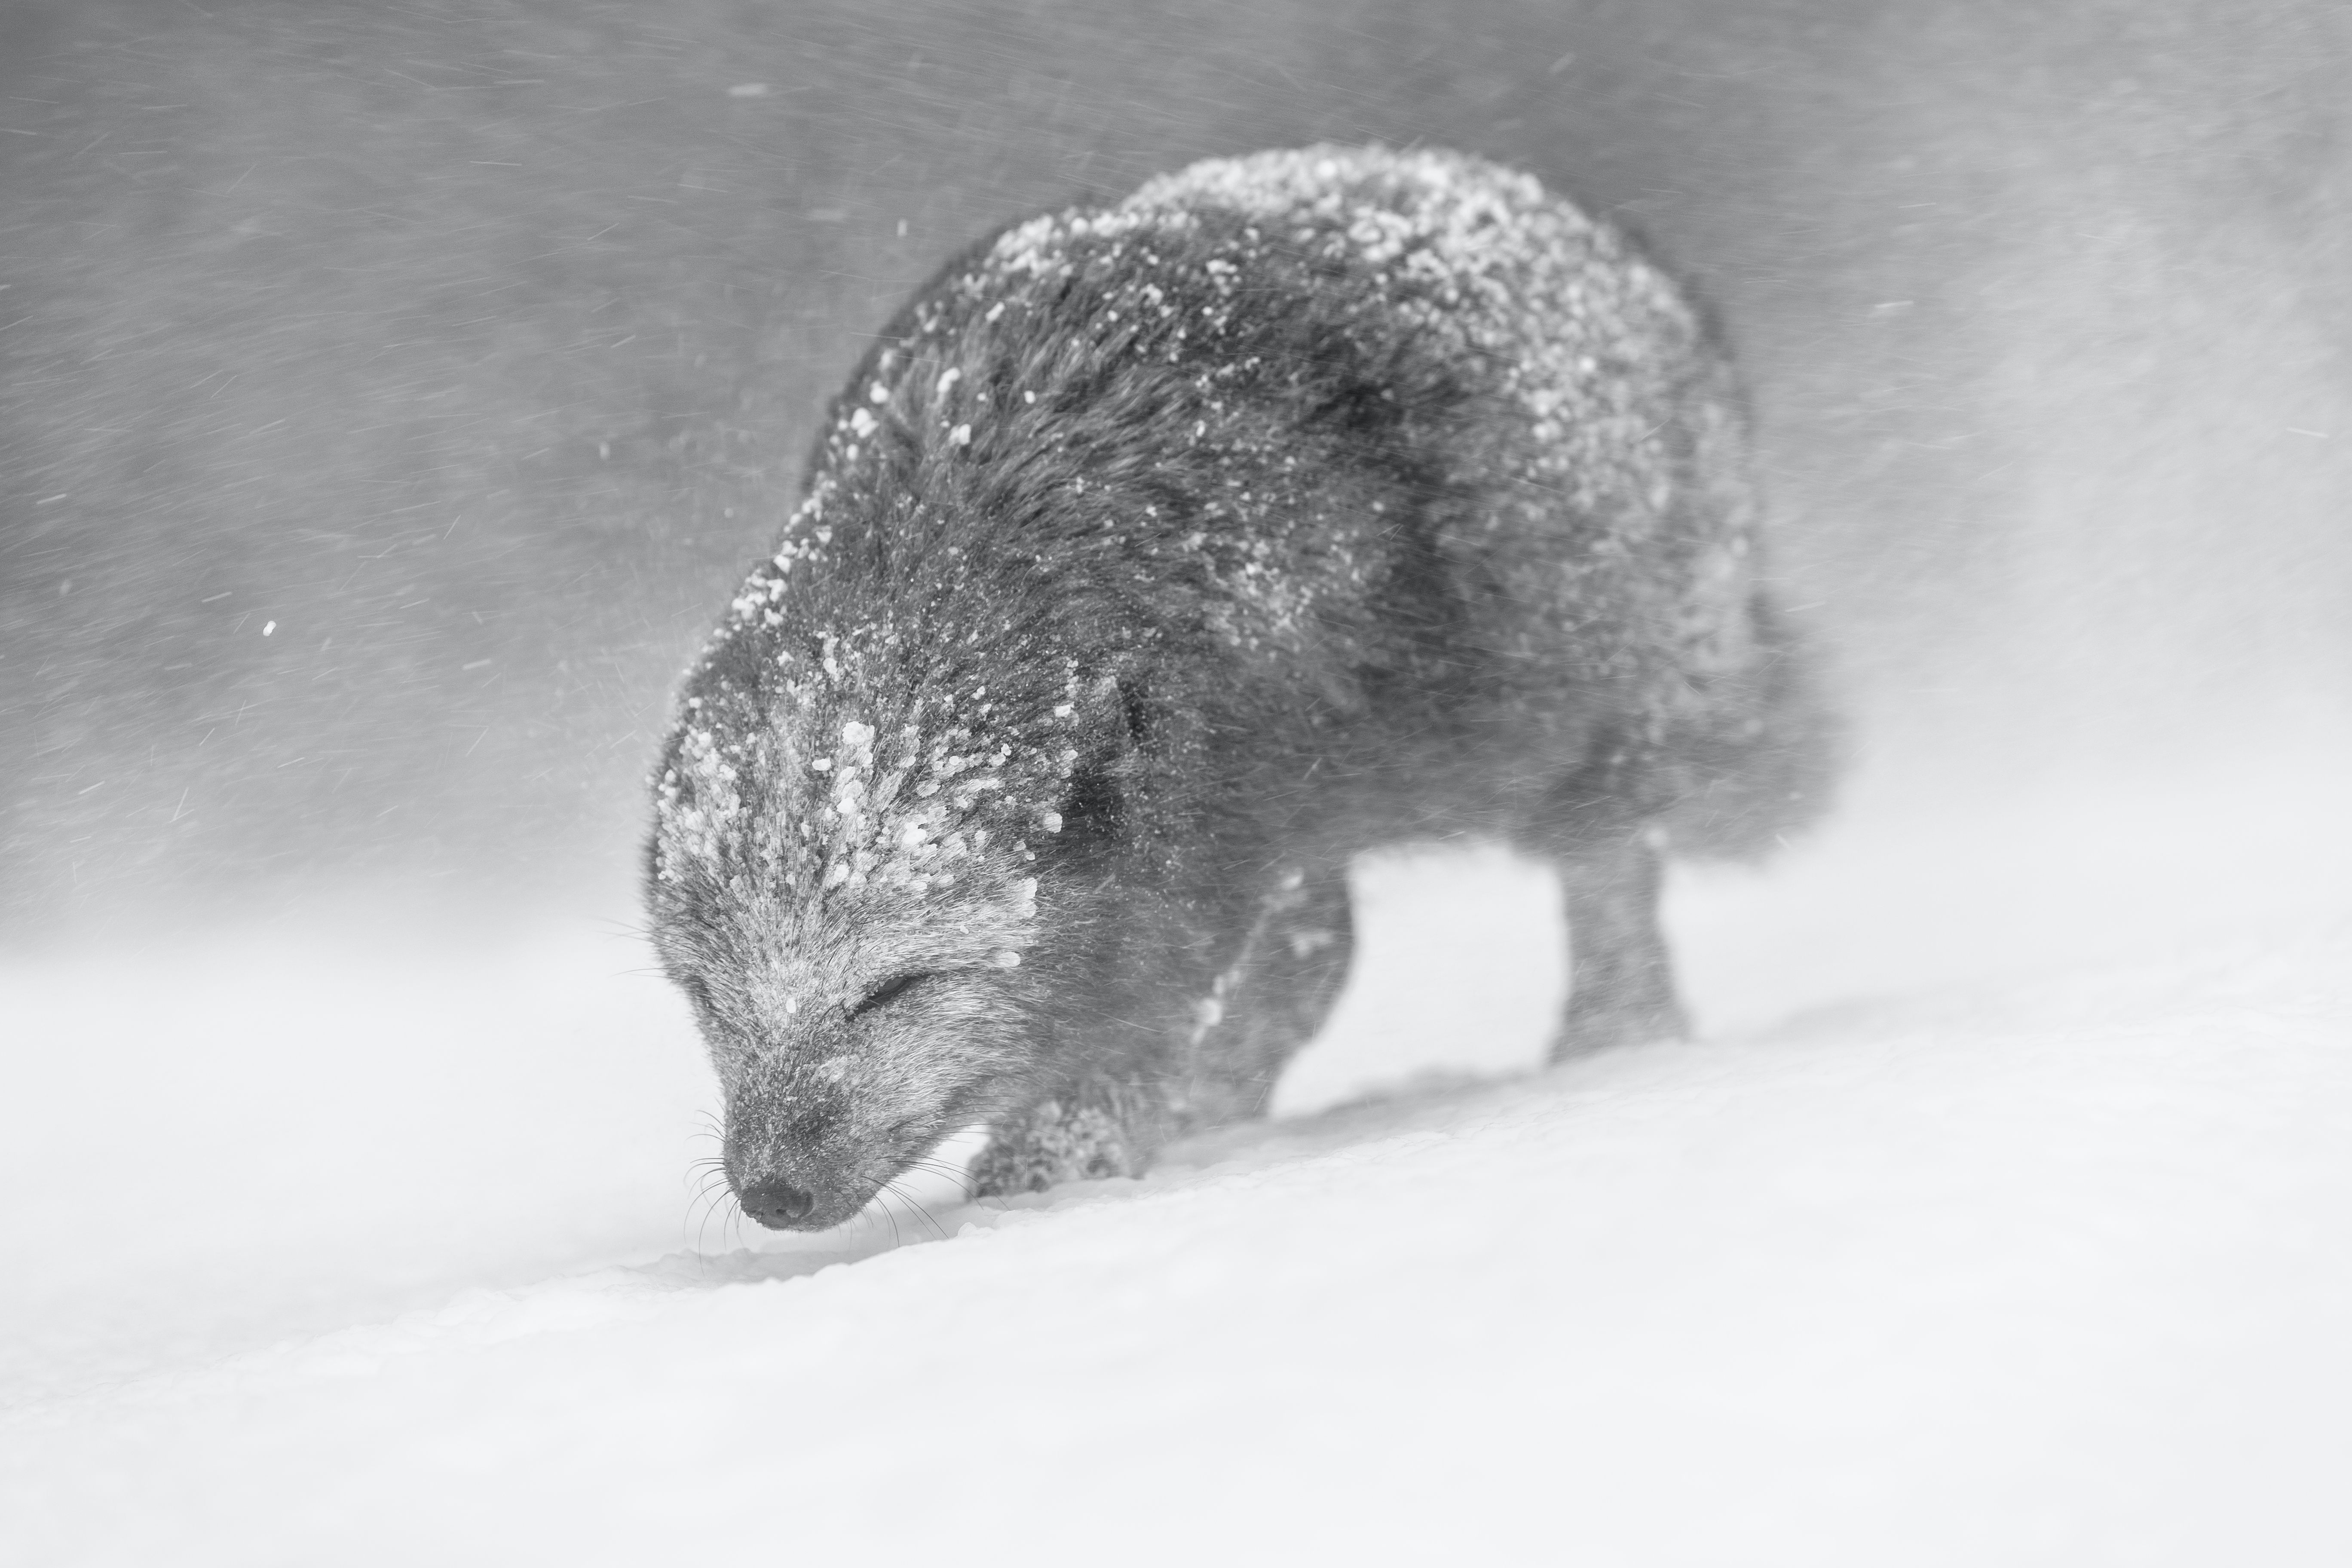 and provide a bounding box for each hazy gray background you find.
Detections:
[5,0,2349,941]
